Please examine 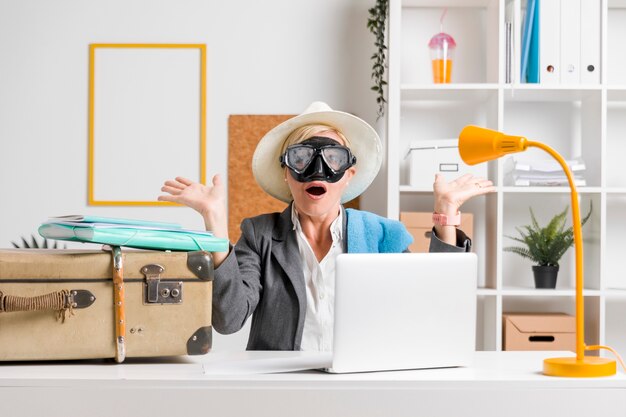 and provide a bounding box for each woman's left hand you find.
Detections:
[433,173,495,216]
